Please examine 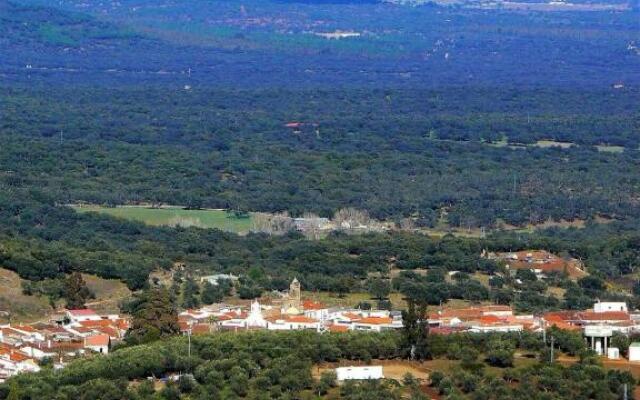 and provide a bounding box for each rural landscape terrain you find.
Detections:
[1,0,640,398]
